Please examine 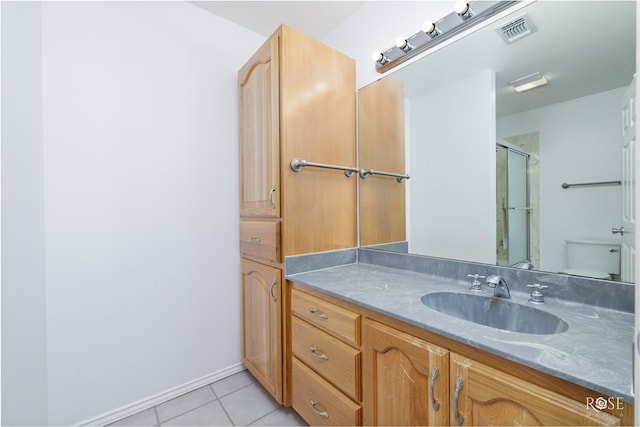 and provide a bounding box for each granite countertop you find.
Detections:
[287,262,634,403]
